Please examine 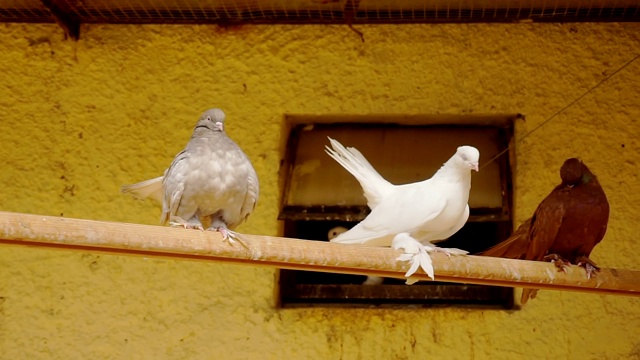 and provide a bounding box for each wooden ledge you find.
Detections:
[0,211,638,297]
